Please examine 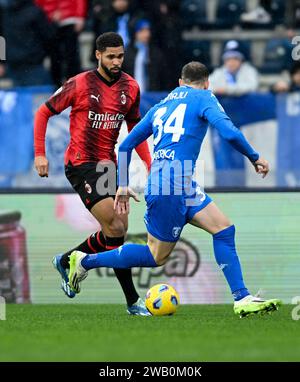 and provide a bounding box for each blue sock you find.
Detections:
[213,225,250,301]
[81,243,158,270]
